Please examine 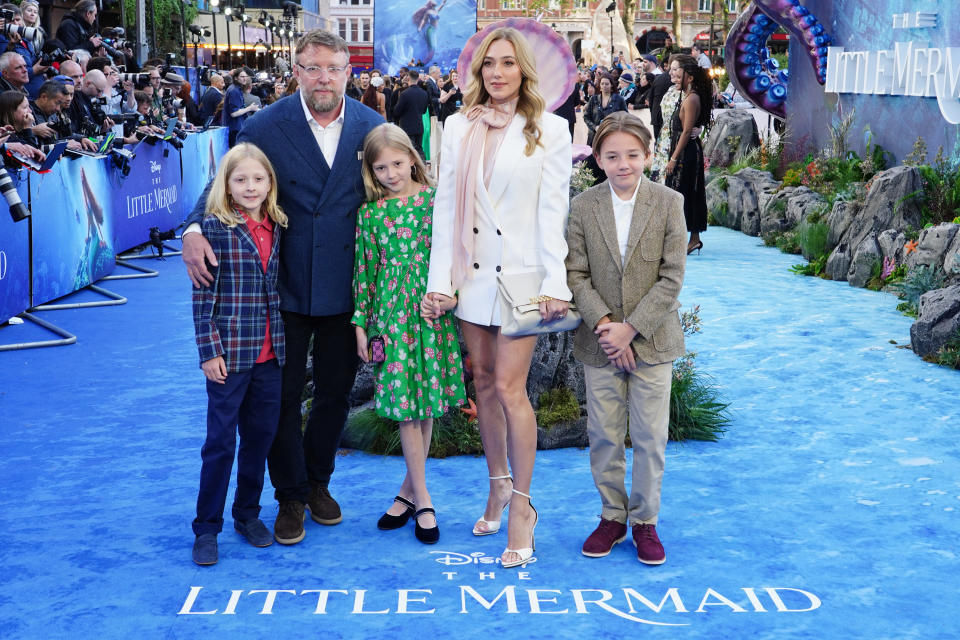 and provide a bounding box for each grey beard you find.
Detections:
[308,91,340,114]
